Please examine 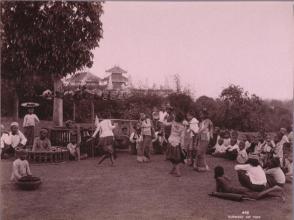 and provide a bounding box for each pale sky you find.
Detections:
[87,1,293,100]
